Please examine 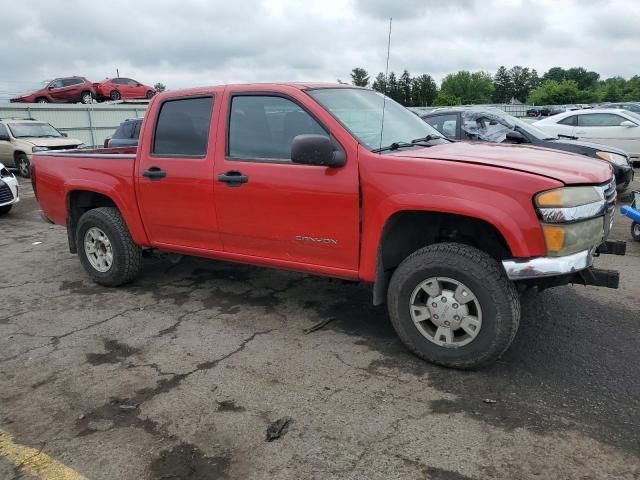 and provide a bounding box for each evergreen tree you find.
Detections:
[492,66,512,103]
[399,70,412,106]
[350,68,370,87]
[411,74,438,106]
[387,72,401,102]
[372,72,387,93]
